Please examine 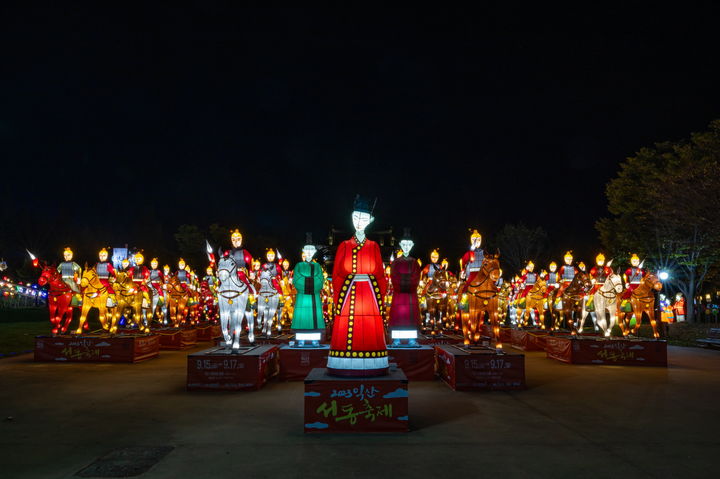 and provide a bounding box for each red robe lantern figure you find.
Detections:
[389,228,421,347]
[128,252,151,302]
[556,251,578,300]
[94,248,117,301]
[518,261,539,299]
[327,196,388,377]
